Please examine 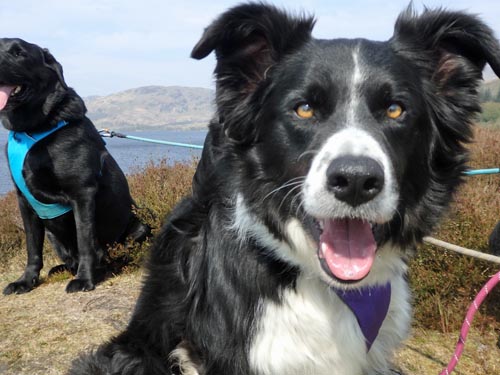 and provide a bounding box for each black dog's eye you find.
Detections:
[386,103,404,120]
[9,46,24,57]
[295,103,315,119]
